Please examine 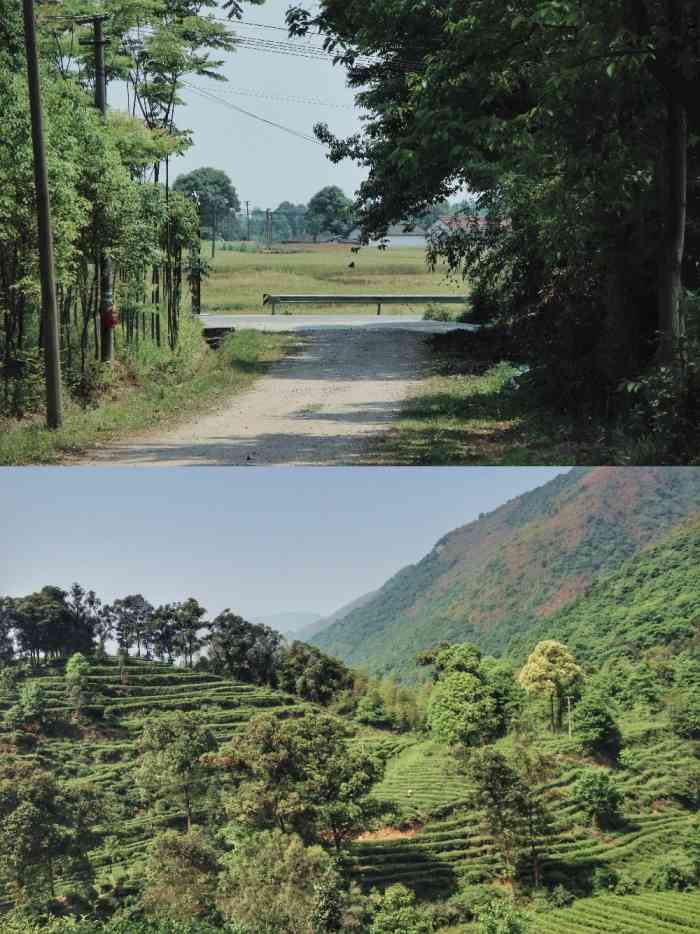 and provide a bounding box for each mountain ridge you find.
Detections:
[310,467,700,678]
